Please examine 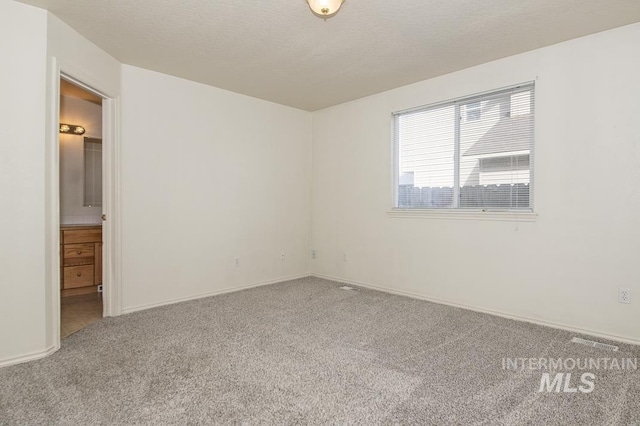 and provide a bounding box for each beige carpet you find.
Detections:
[1,277,638,424]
